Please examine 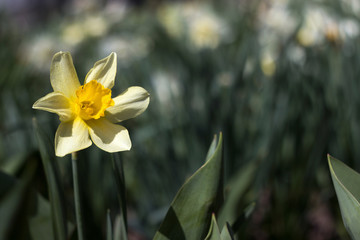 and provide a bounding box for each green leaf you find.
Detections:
[328,154,360,240]
[205,215,235,240]
[33,118,68,240]
[114,213,128,240]
[220,223,234,240]
[205,135,218,162]
[153,133,223,240]
[204,214,221,240]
